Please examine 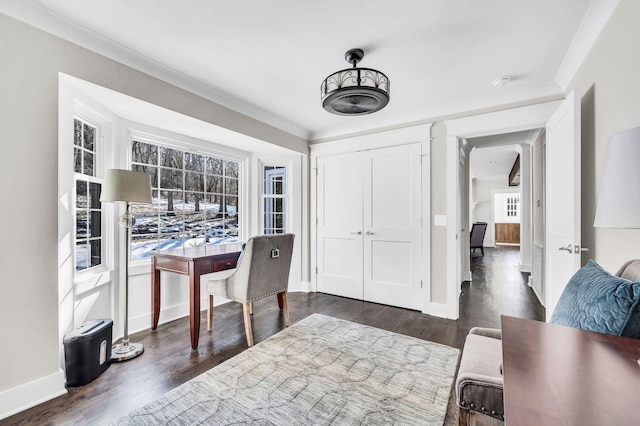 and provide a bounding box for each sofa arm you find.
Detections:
[456,332,505,421]
[469,327,502,340]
